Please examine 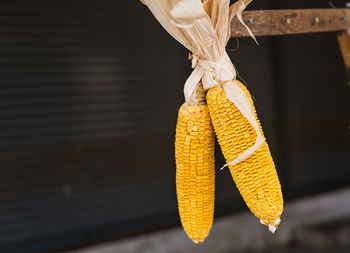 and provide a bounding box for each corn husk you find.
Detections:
[141,0,263,169]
